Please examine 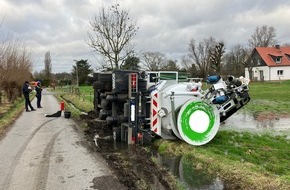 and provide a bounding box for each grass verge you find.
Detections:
[155,130,290,189]
[0,97,25,138]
